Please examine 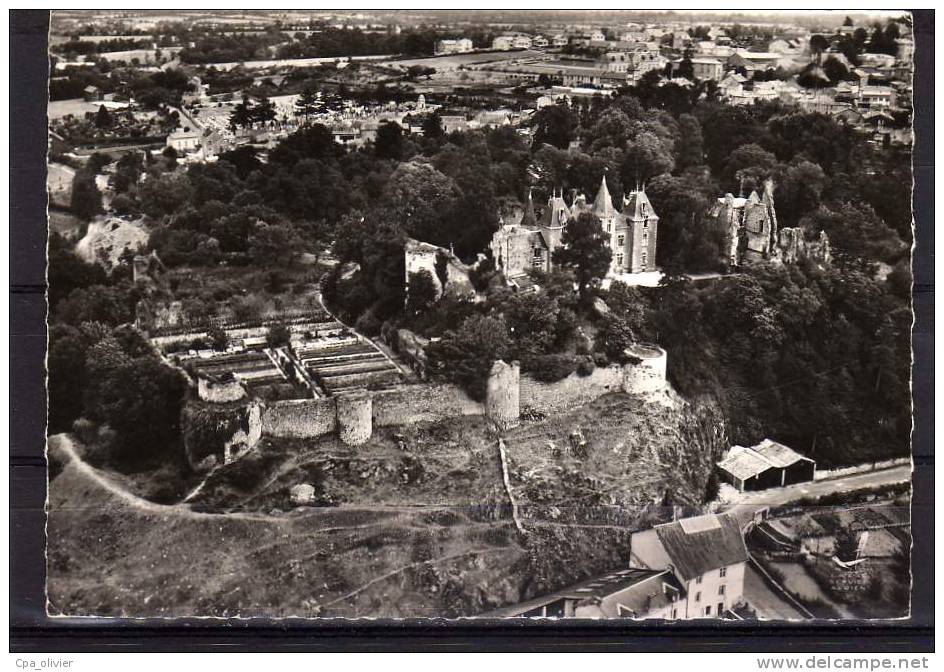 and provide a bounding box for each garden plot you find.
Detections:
[188,351,286,391]
[298,339,402,395]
